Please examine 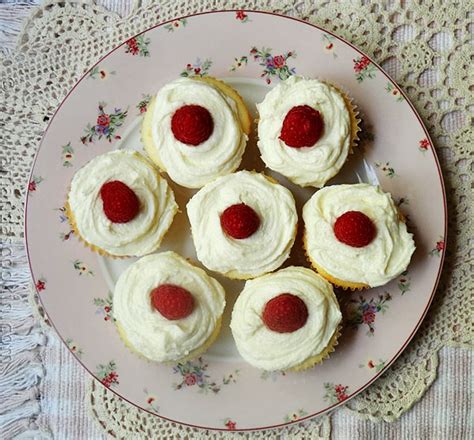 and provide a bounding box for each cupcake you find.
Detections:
[67,150,177,257]
[230,266,342,371]
[257,76,360,188]
[187,170,297,279]
[113,251,226,363]
[142,77,251,188]
[303,183,416,289]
